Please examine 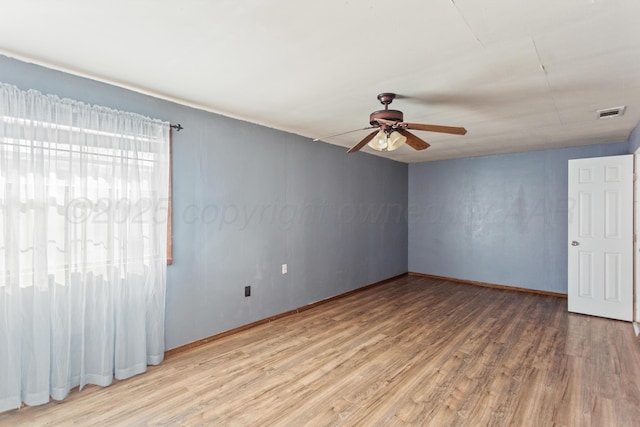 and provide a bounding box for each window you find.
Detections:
[0,82,171,411]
